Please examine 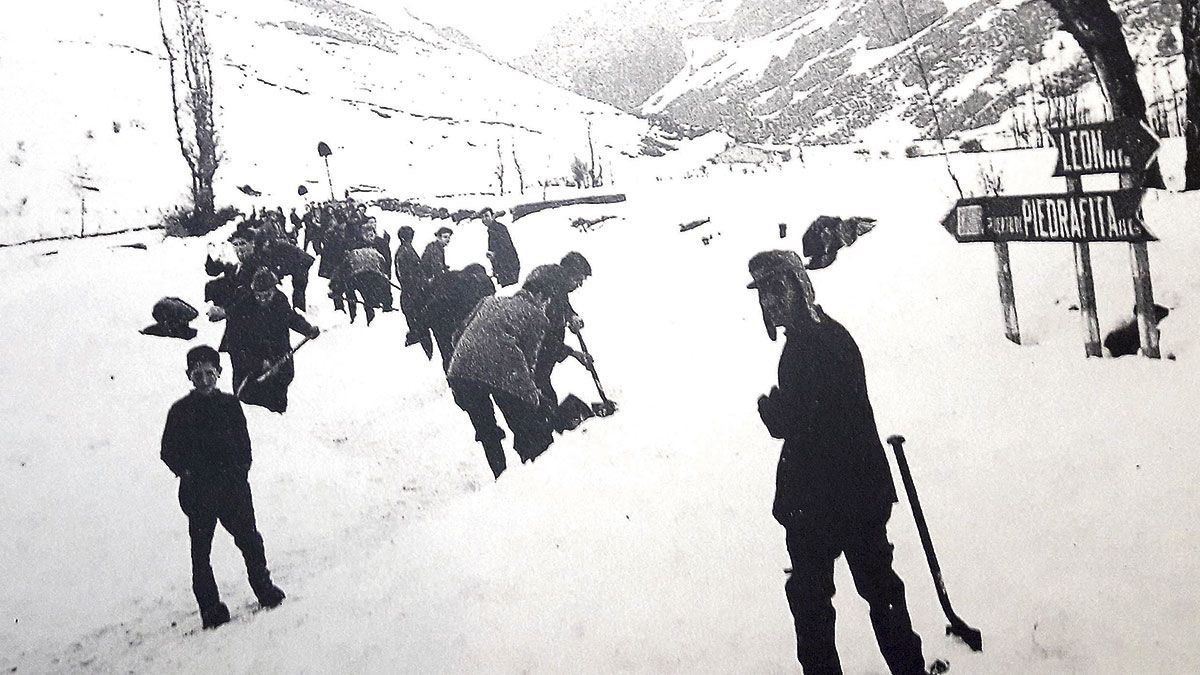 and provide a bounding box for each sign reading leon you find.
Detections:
[941,189,1155,243]
[1048,118,1160,177]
